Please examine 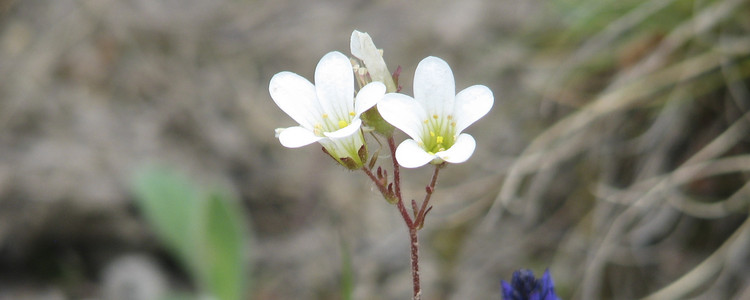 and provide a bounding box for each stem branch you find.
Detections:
[415,164,442,229]
[362,167,388,197]
[363,137,442,300]
[387,137,421,299]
